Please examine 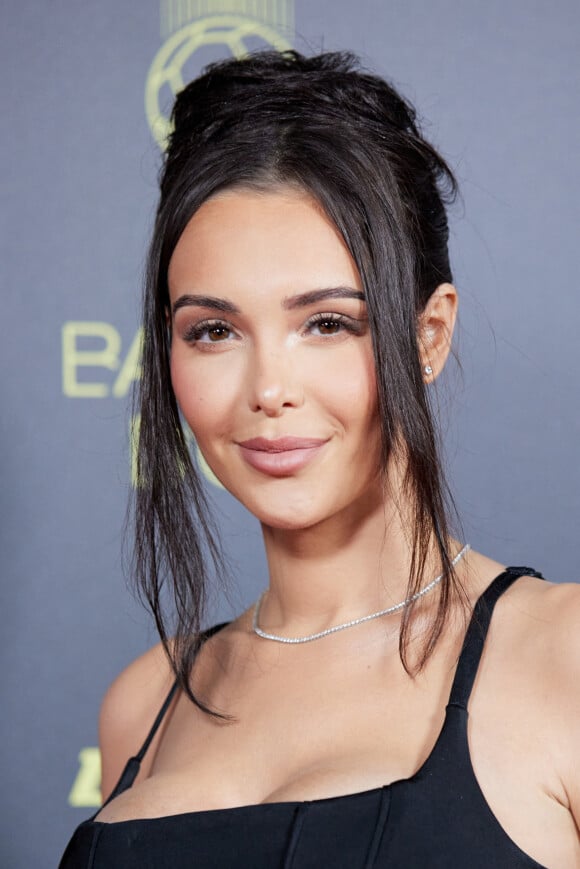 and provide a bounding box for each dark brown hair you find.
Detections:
[133,50,462,712]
